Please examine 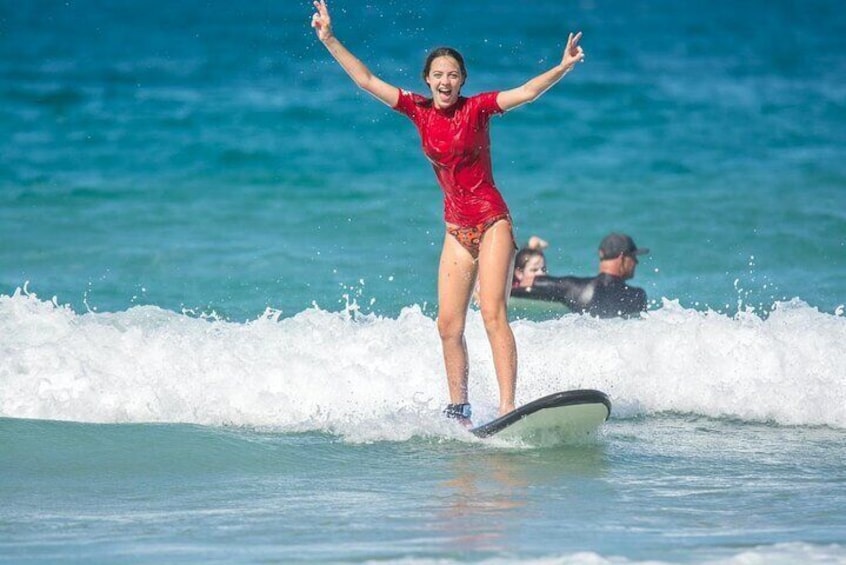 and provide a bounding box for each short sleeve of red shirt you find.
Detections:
[393,90,509,227]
